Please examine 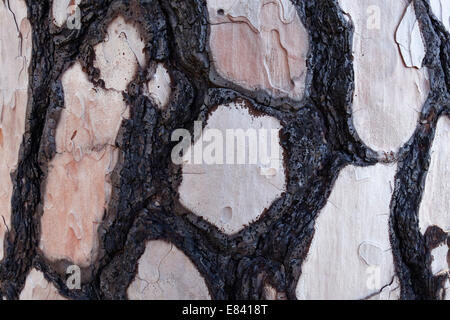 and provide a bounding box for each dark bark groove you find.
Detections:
[0,0,448,300]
